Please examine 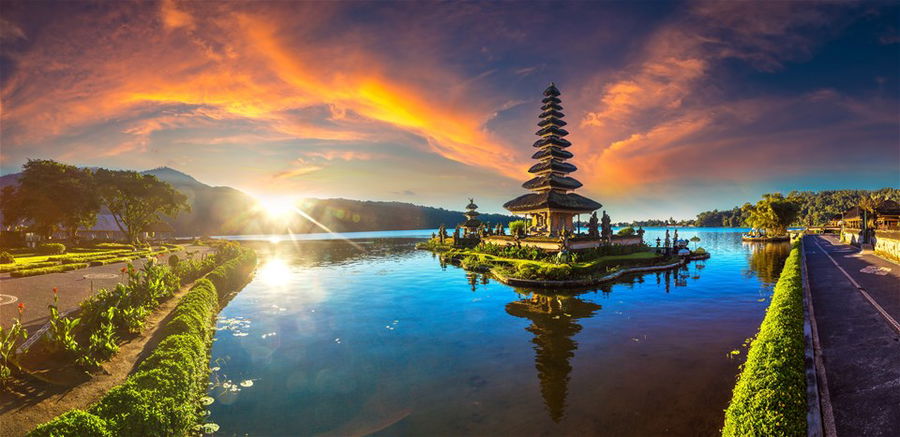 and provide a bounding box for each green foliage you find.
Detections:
[538,264,573,280]
[10,262,89,277]
[0,261,58,273]
[693,188,900,227]
[37,243,66,255]
[723,242,805,436]
[616,226,635,236]
[743,193,801,236]
[0,159,100,240]
[46,298,80,356]
[94,168,190,244]
[474,242,551,261]
[76,308,119,369]
[30,246,258,436]
[28,410,111,437]
[694,247,707,254]
[90,242,136,250]
[509,220,528,237]
[0,251,14,264]
[516,263,540,279]
[0,305,27,386]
